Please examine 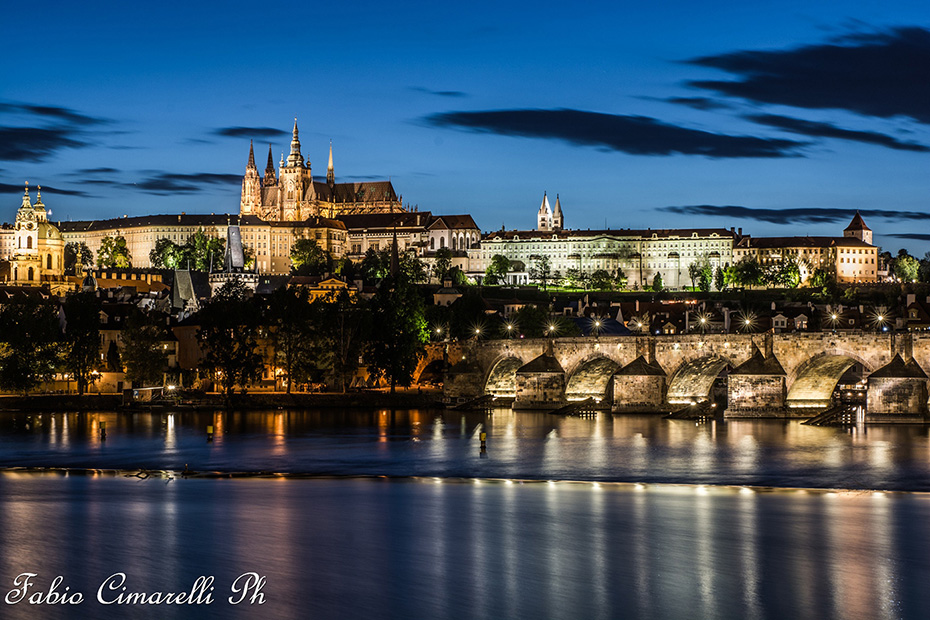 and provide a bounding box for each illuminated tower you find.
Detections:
[239,141,262,216]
